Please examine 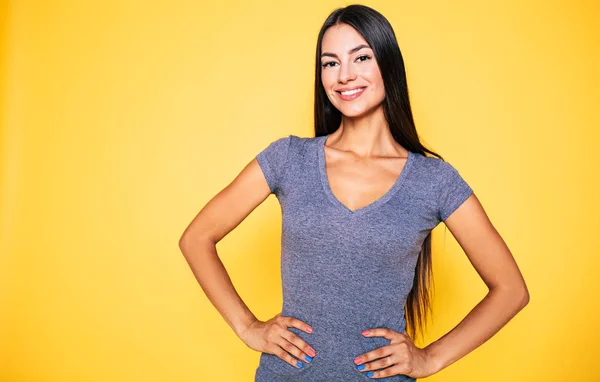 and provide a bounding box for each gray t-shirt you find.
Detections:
[253,134,473,381]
